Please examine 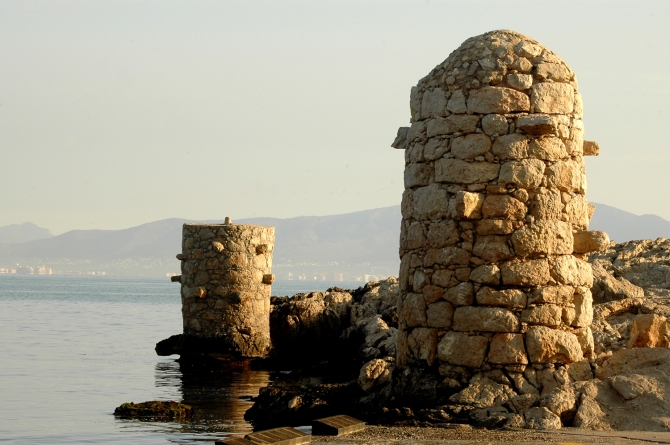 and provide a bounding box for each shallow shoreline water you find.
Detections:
[0,276,360,444]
